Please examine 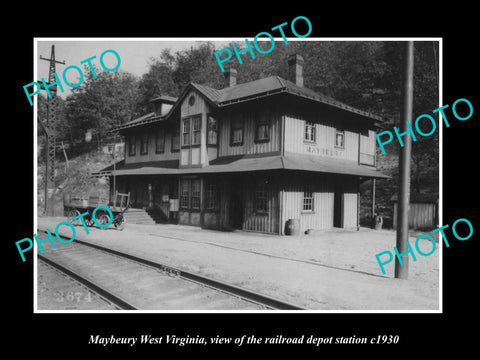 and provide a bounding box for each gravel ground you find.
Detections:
[36,216,440,311]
